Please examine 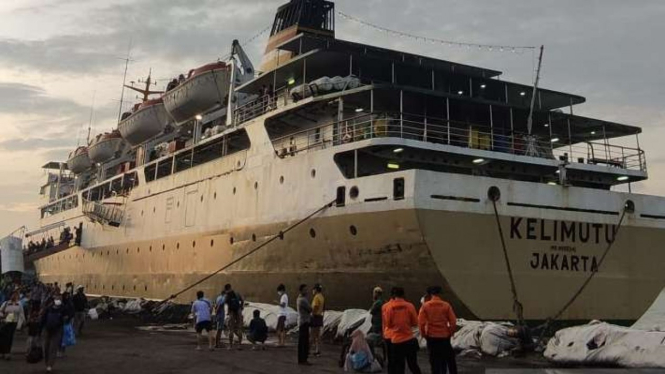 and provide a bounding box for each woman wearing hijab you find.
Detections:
[0,291,25,360]
[344,330,381,373]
